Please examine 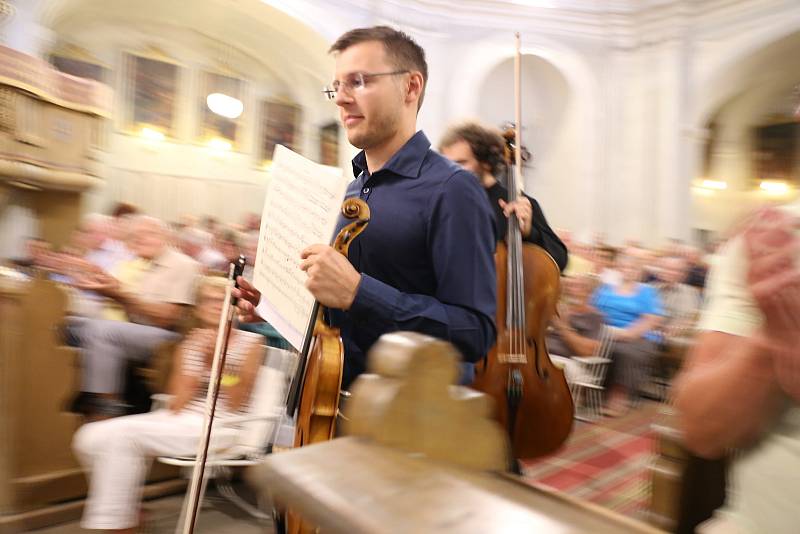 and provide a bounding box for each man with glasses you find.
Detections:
[237,26,496,389]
